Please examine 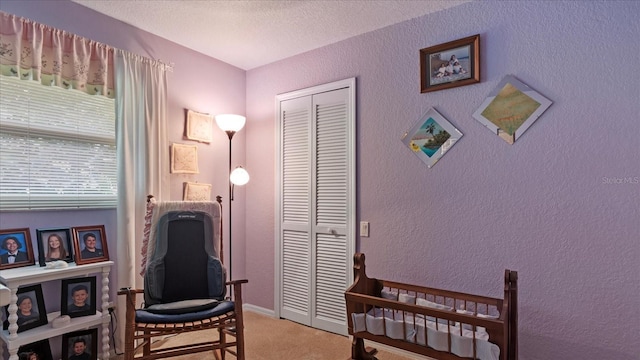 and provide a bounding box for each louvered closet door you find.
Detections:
[278,79,354,336]
[280,95,313,327]
[310,88,350,334]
